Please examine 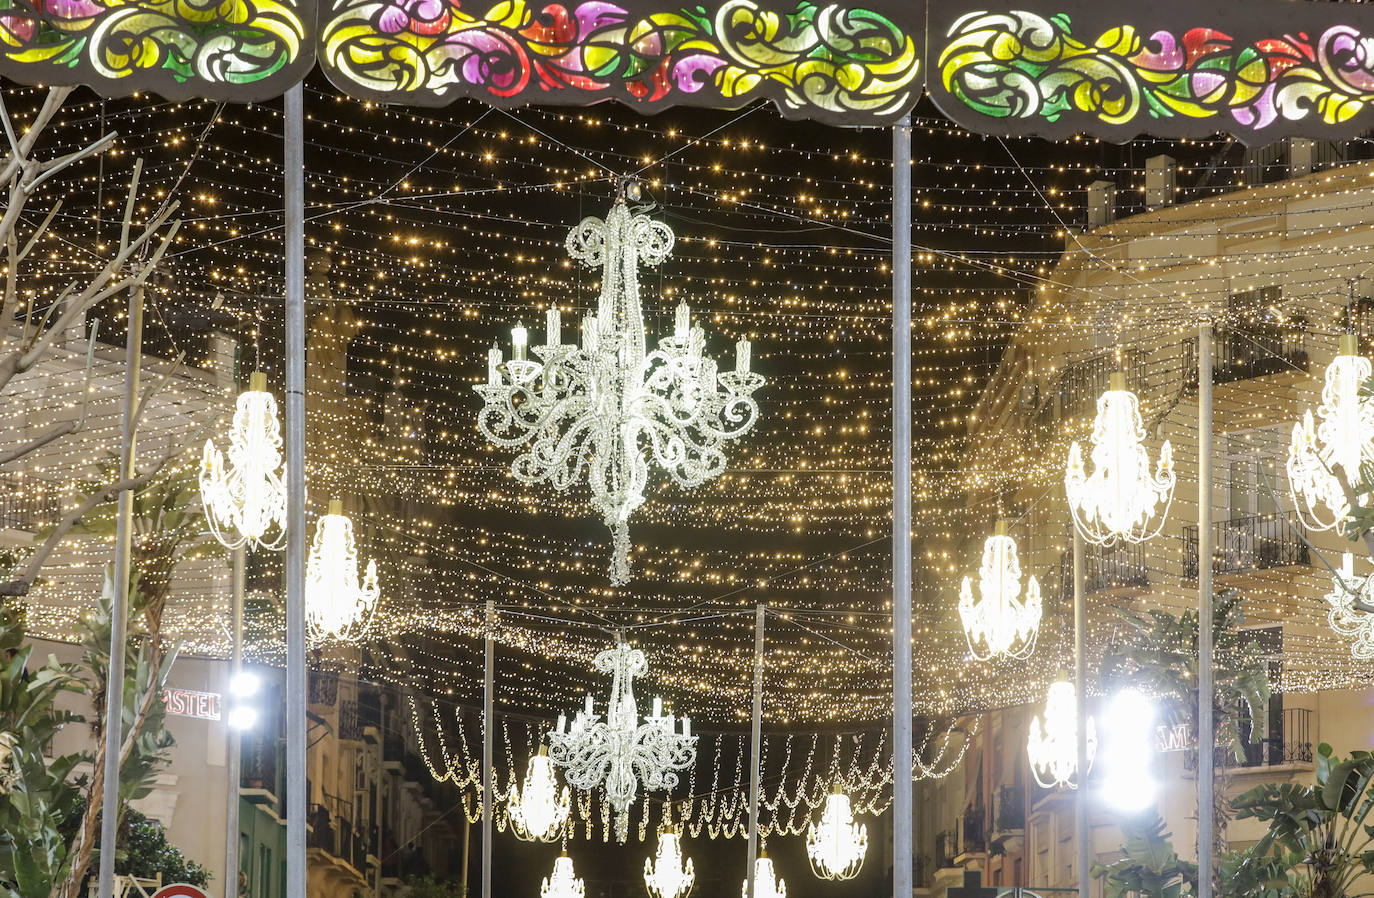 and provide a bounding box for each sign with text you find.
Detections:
[161,688,222,722]
[1156,722,1194,753]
